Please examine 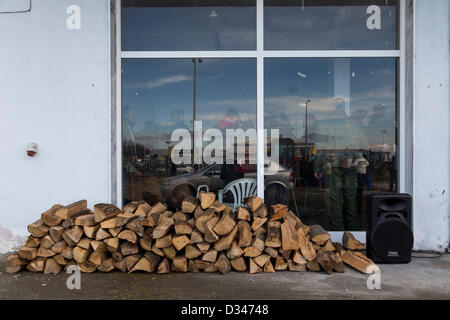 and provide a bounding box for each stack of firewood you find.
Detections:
[6,193,379,275]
